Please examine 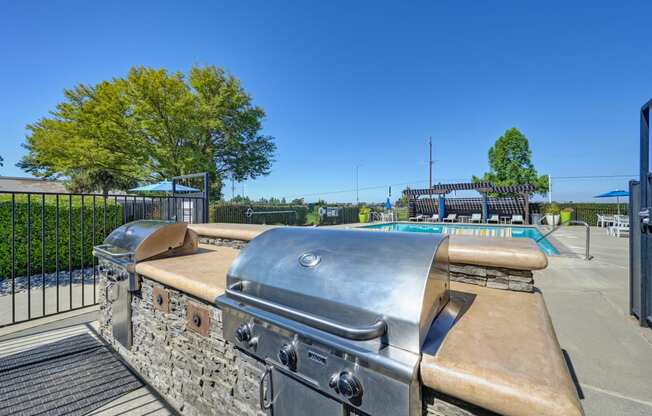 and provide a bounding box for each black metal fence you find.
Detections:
[210,204,361,226]
[0,191,206,328]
